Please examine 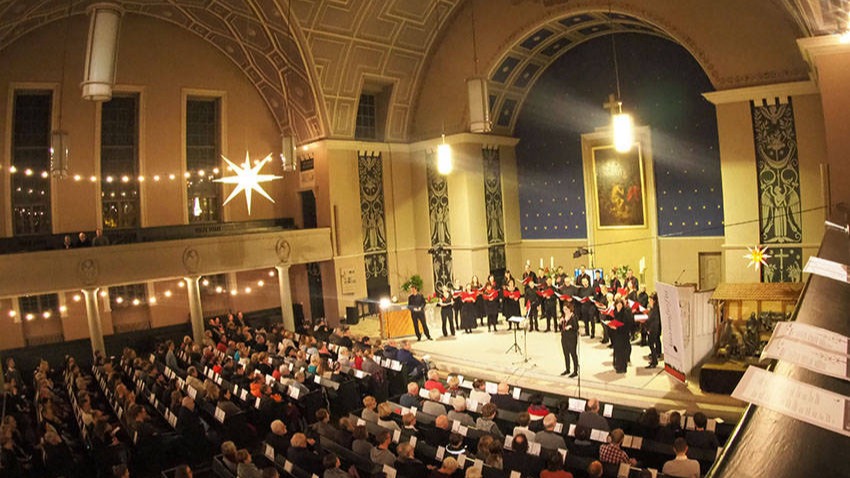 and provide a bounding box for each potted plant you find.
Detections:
[401,274,424,293]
